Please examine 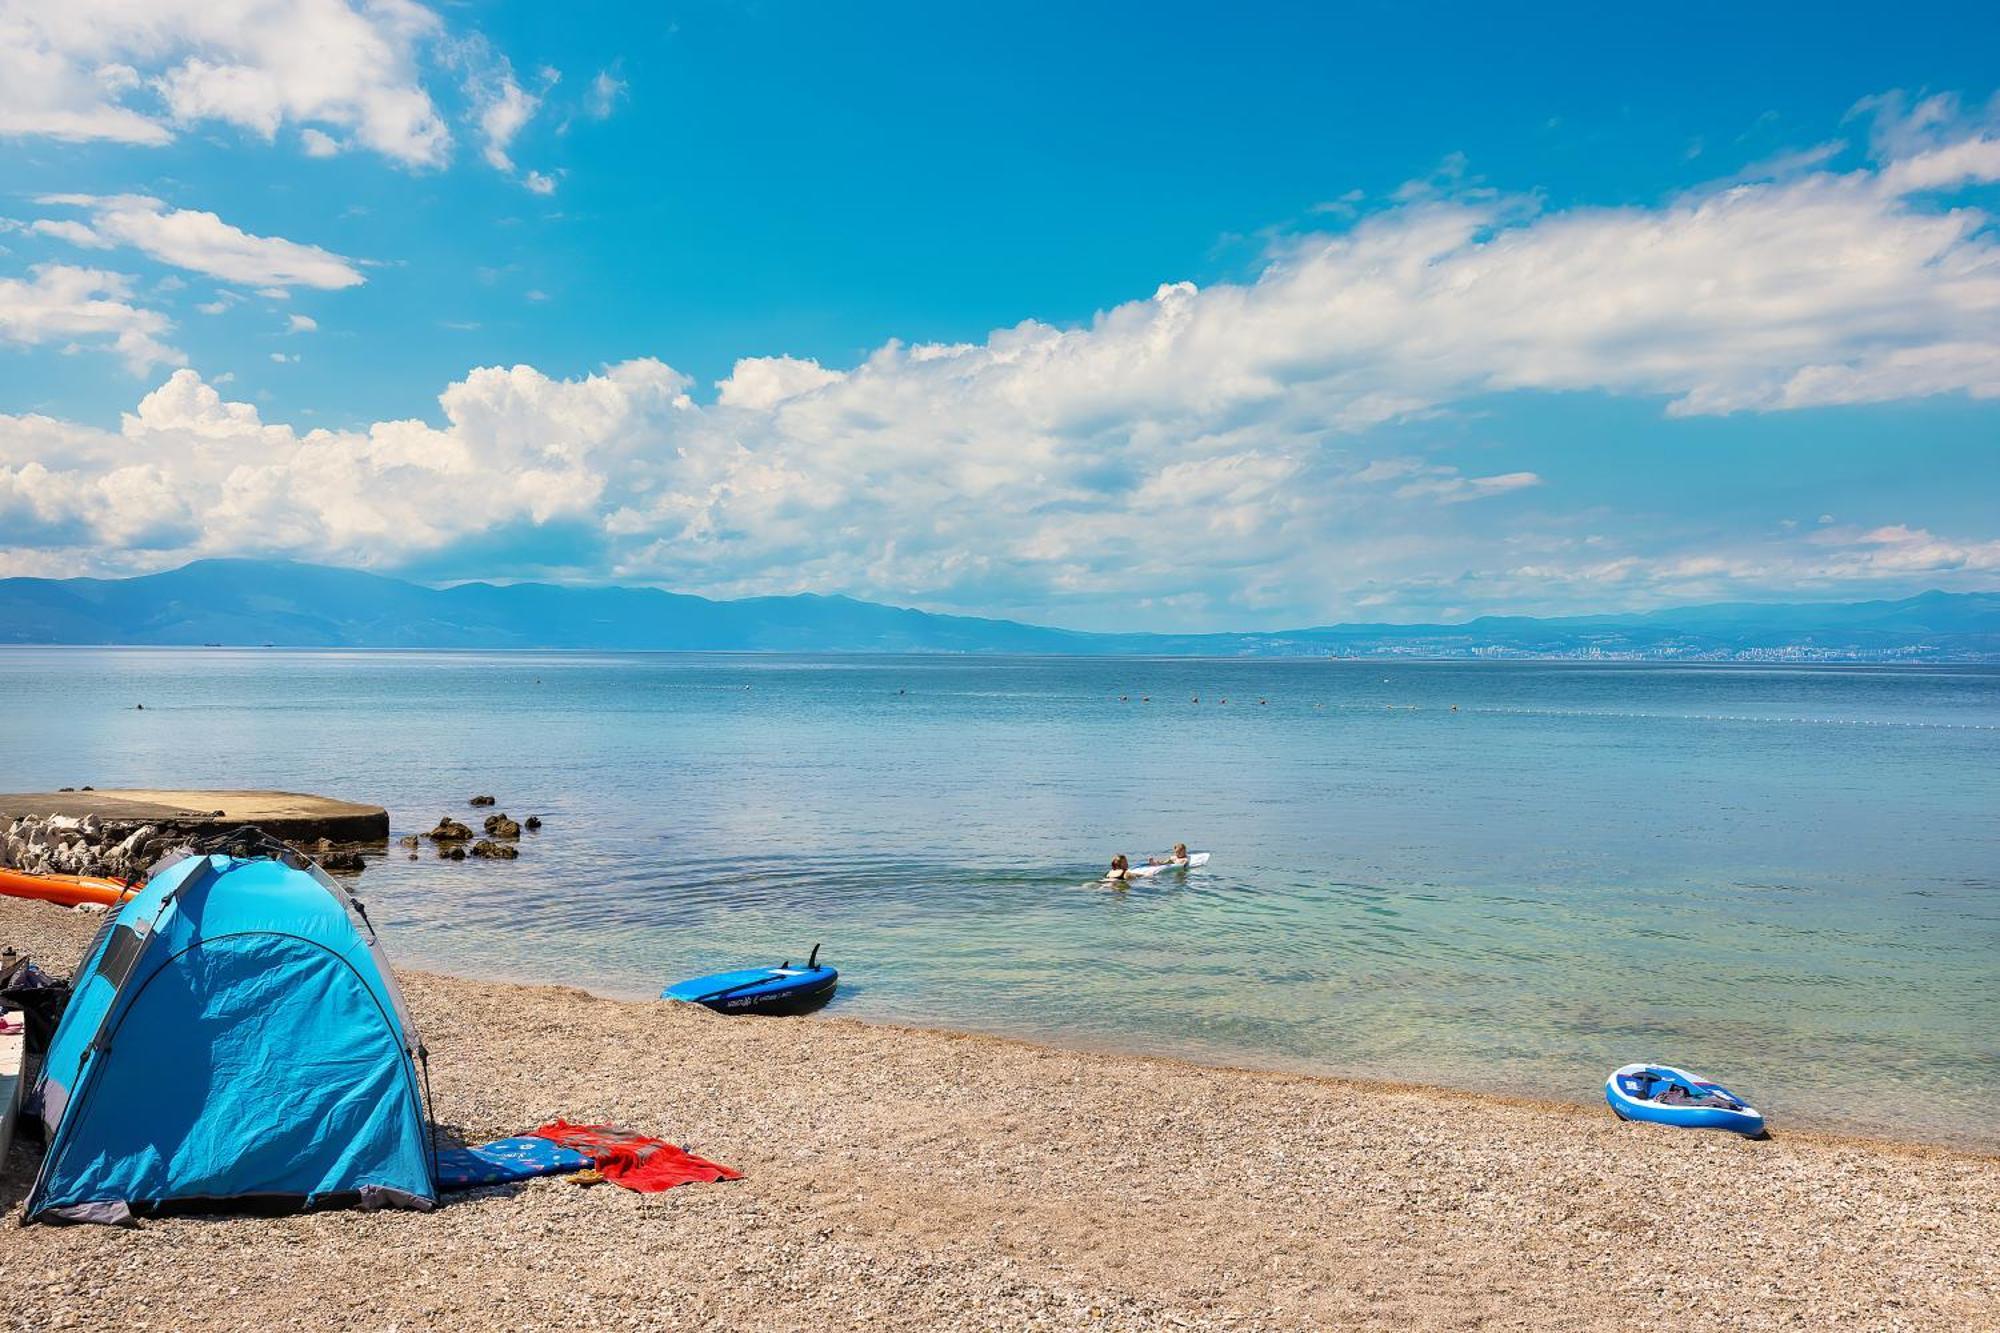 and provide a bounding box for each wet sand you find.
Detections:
[1,896,1994,1331]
